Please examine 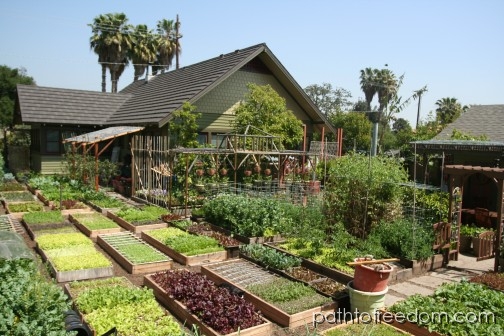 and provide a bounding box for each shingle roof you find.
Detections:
[109,43,267,126]
[15,43,335,134]
[16,85,131,125]
[434,105,504,142]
